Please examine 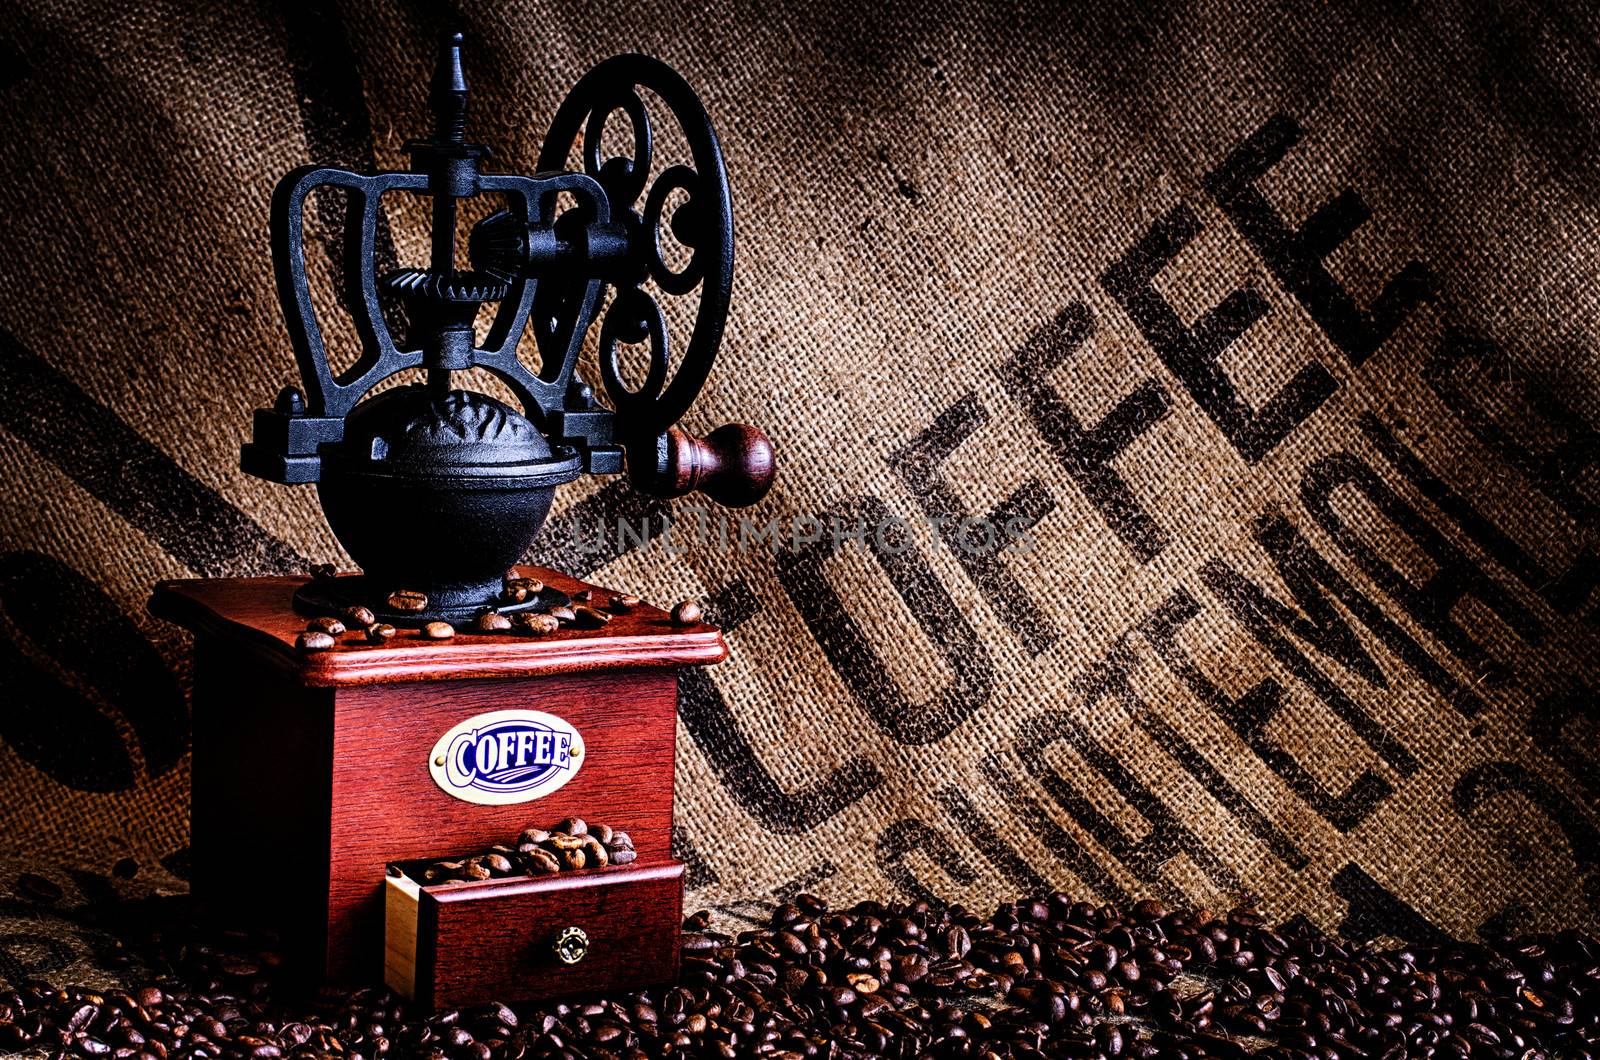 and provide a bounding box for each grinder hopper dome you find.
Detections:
[241,33,775,624]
